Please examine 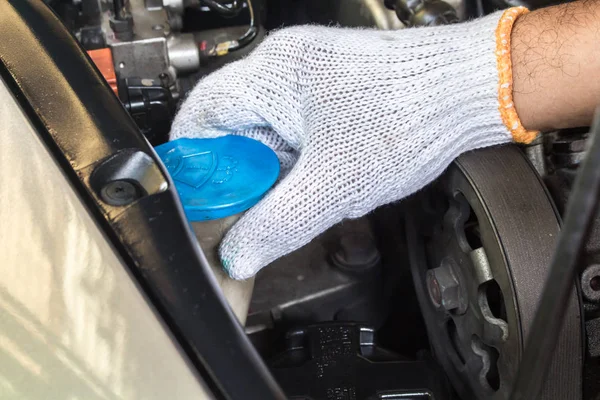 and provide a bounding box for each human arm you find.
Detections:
[512,0,600,131]
[170,2,600,280]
